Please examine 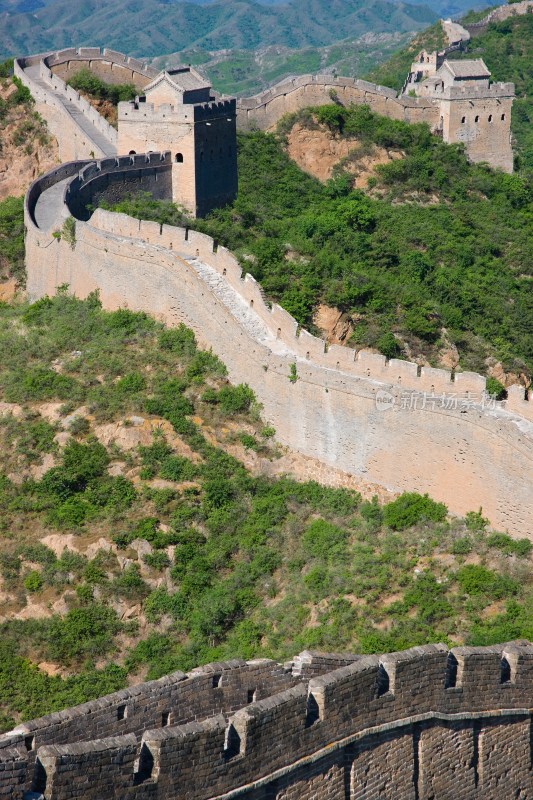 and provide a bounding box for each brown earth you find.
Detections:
[313,303,354,346]
[0,81,58,201]
[286,121,402,186]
